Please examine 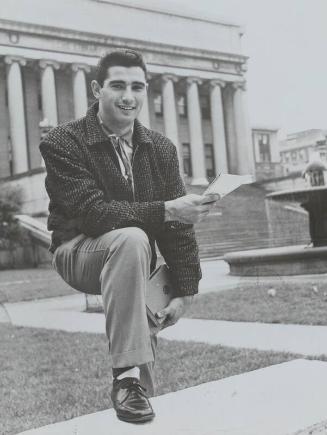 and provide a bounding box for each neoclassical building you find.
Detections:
[0,0,255,214]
